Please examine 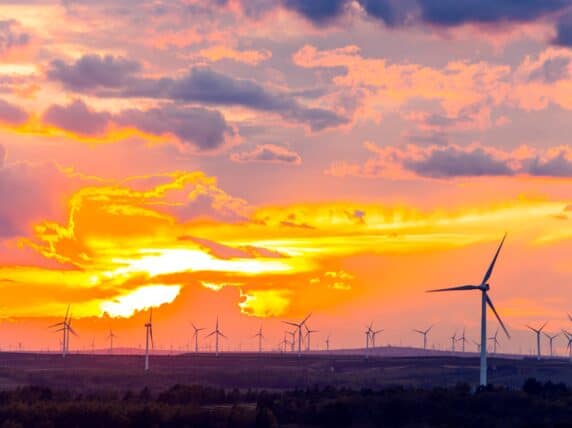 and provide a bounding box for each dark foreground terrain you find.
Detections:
[0,350,570,391]
[0,379,571,427]
[0,351,571,427]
